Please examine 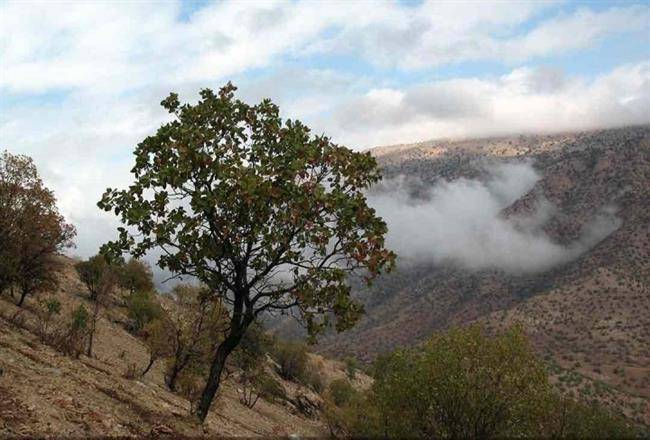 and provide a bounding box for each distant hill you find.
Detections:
[273,125,650,426]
